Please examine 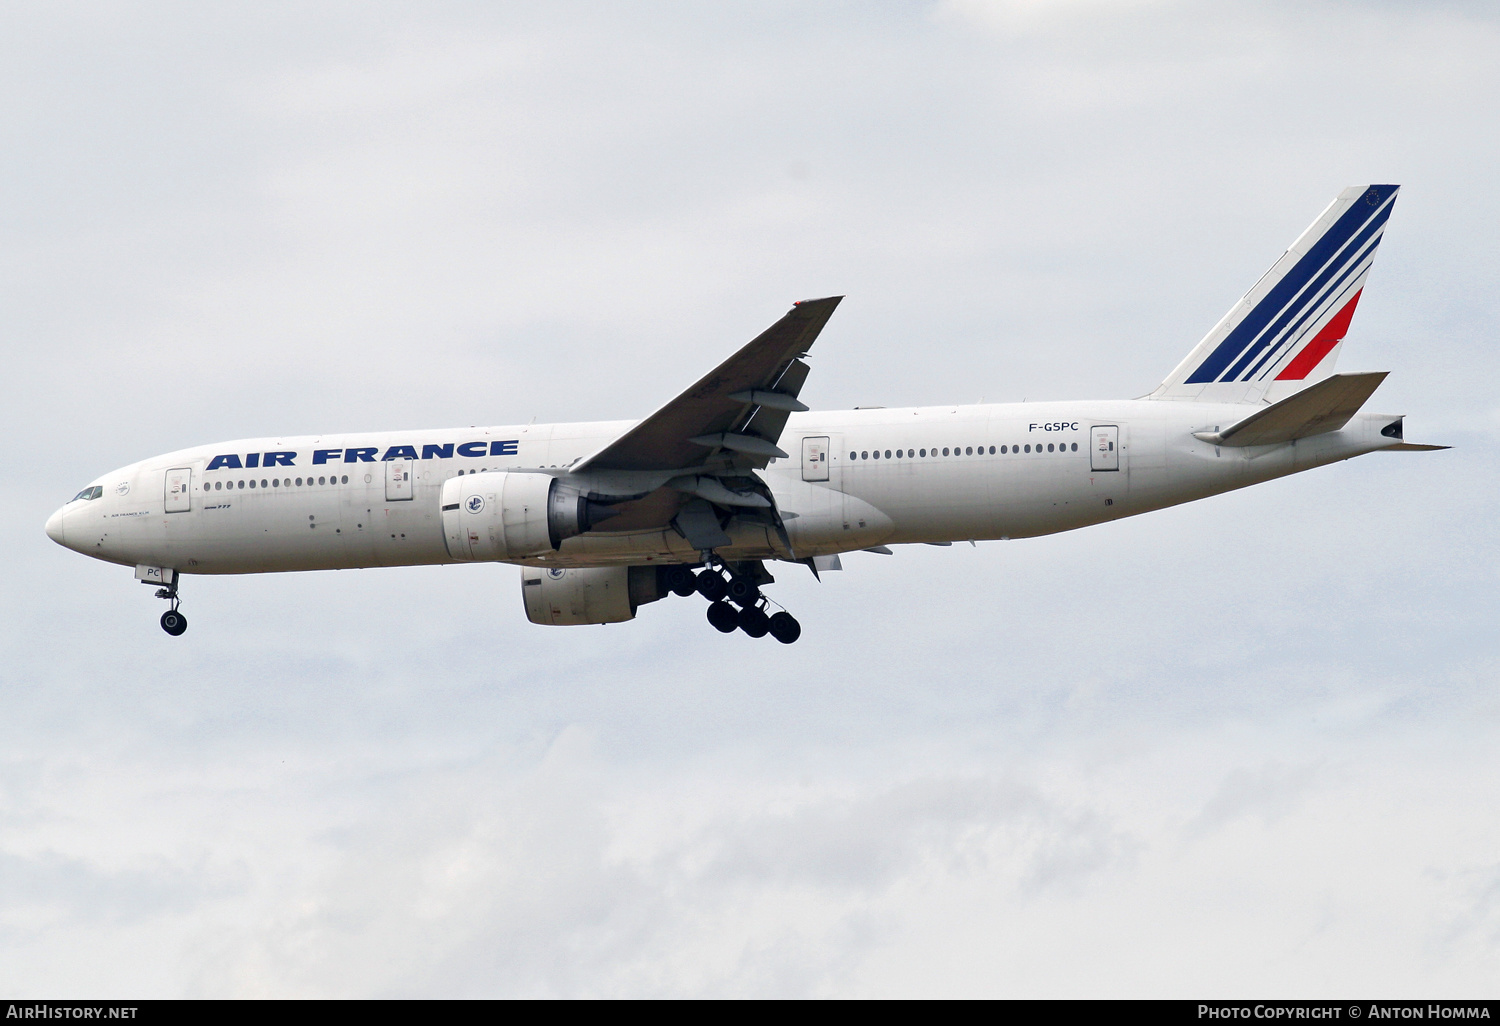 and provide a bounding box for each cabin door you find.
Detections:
[801,436,830,482]
[1090,425,1120,472]
[164,468,192,513]
[385,459,414,501]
